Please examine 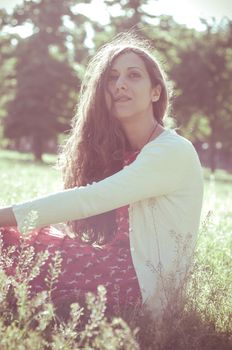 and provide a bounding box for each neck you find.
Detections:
[121,119,163,150]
